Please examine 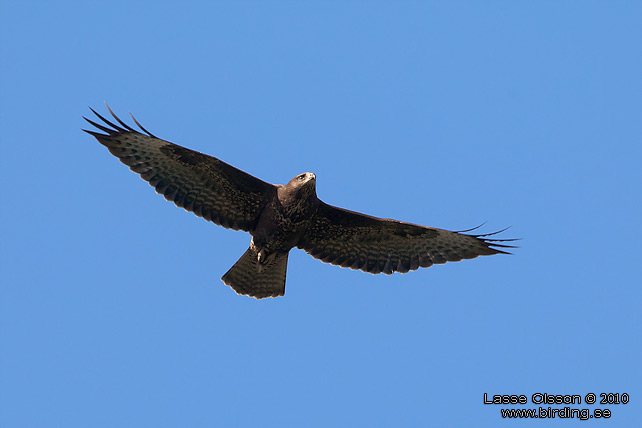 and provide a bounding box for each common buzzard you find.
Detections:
[84,106,515,299]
